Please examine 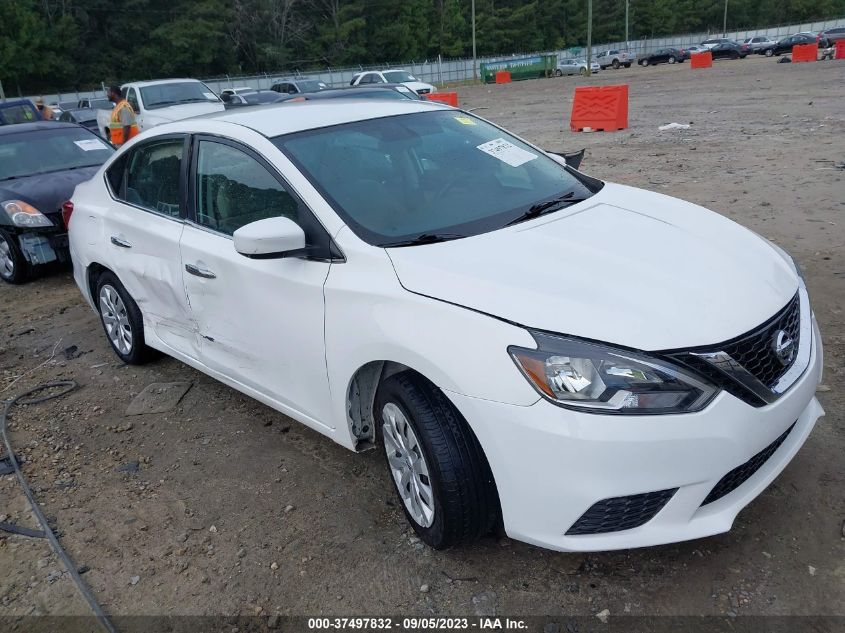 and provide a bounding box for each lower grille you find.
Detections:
[566,488,677,535]
[701,422,795,506]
